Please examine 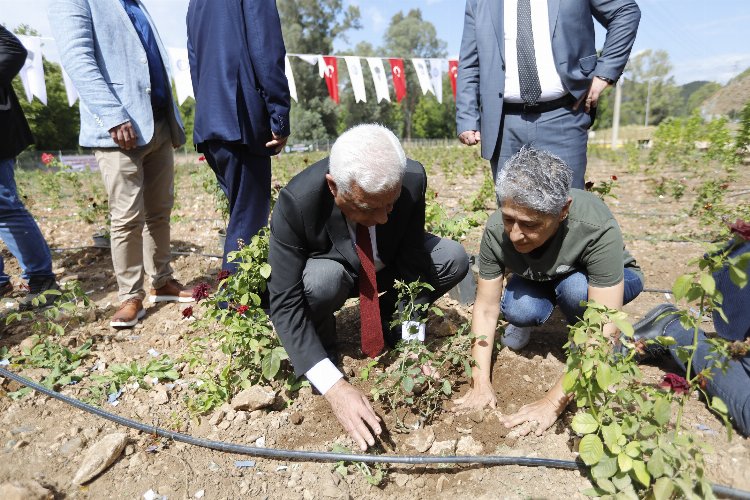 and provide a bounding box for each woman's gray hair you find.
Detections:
[328,124,407,195]
[495,146,573,215]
